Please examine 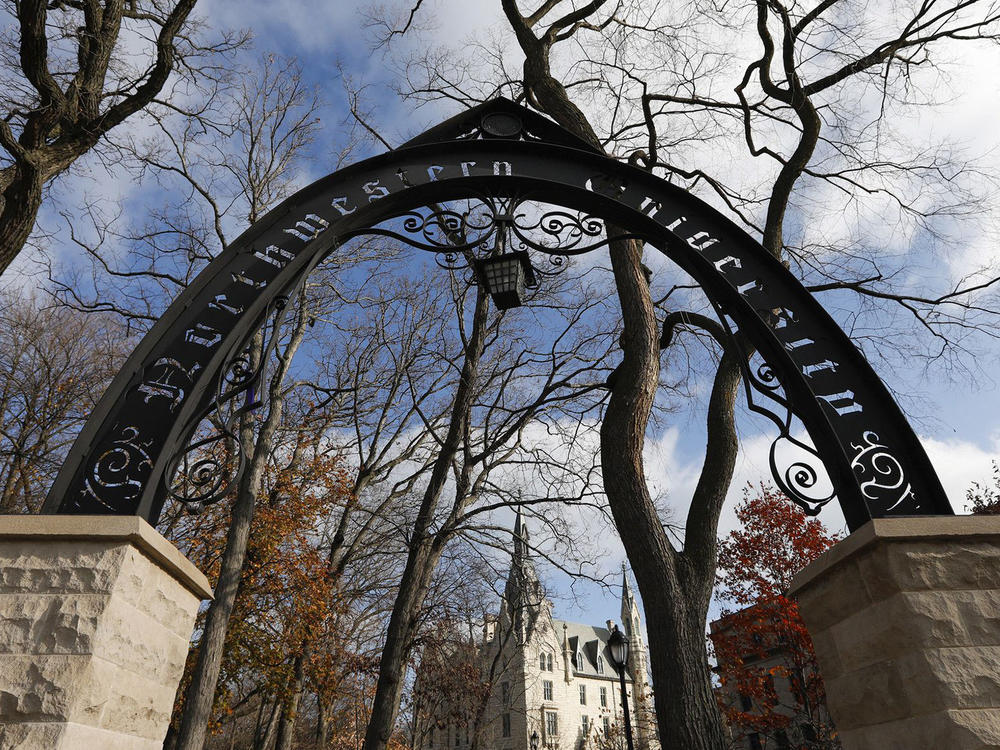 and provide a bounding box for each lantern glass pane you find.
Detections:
[481,254,527,309]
